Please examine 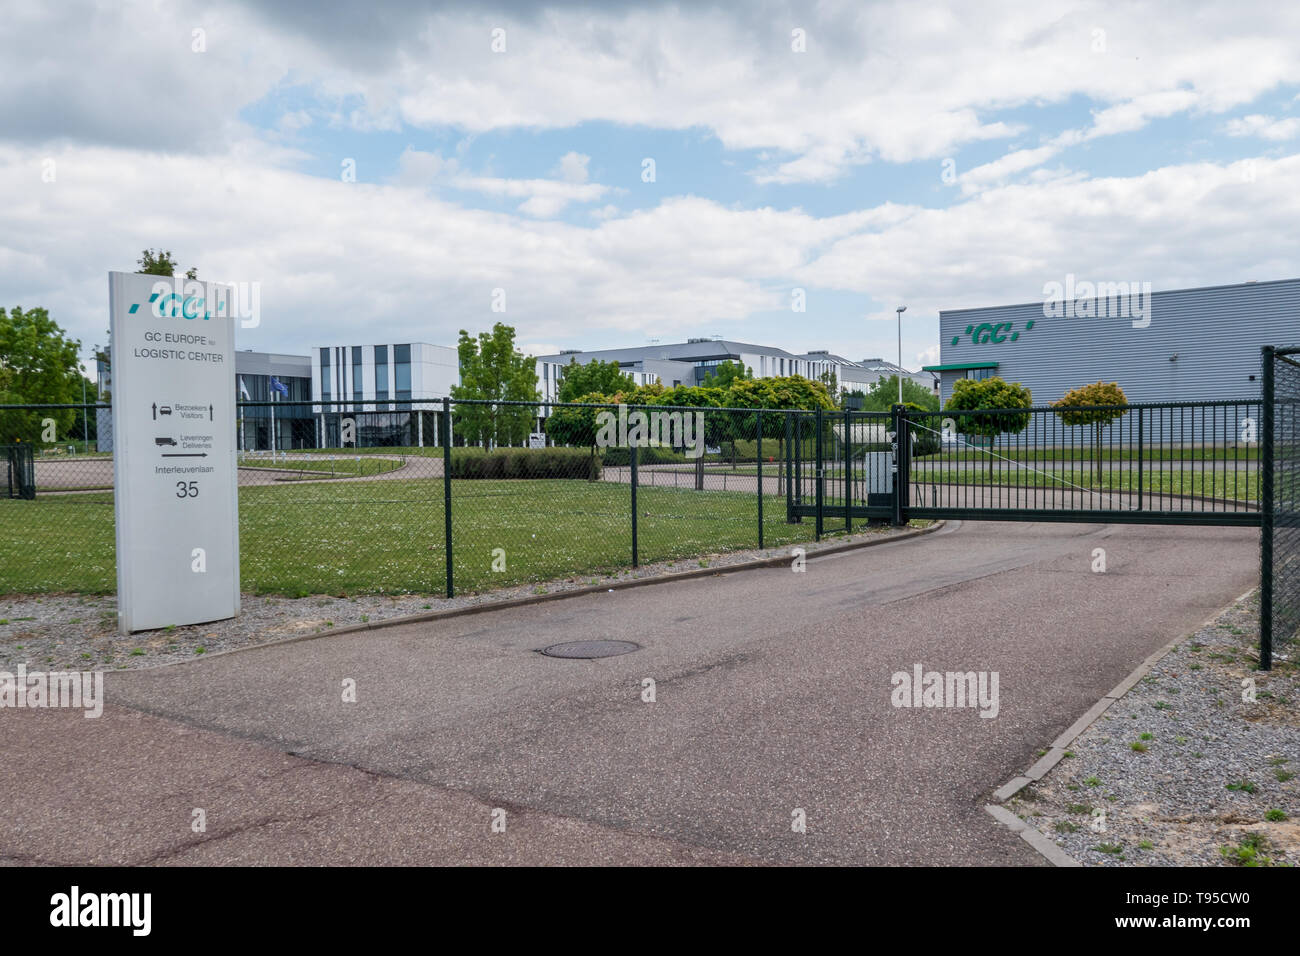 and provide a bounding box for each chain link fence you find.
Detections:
[1262,345,1300,669]
[0,399,834,599]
